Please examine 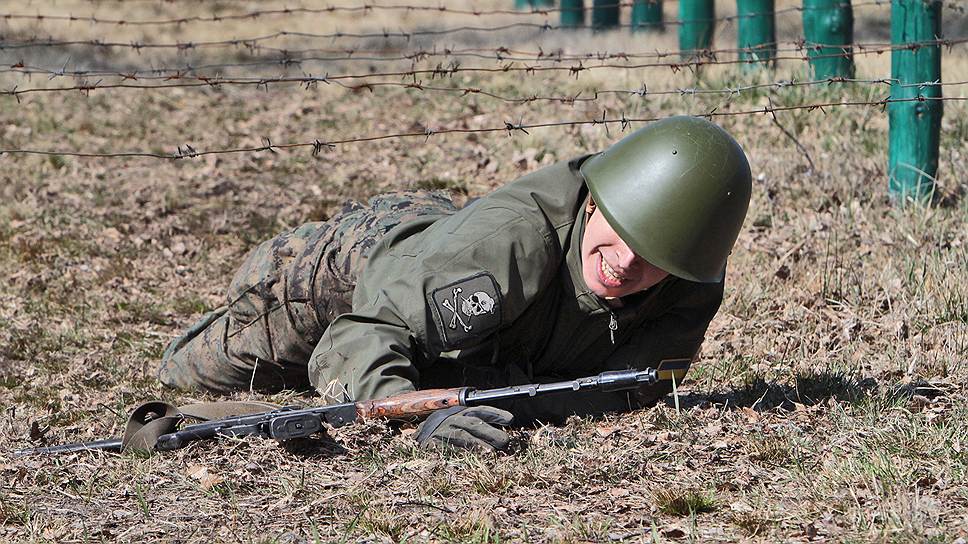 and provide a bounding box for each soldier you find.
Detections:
[159,116,752,451]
